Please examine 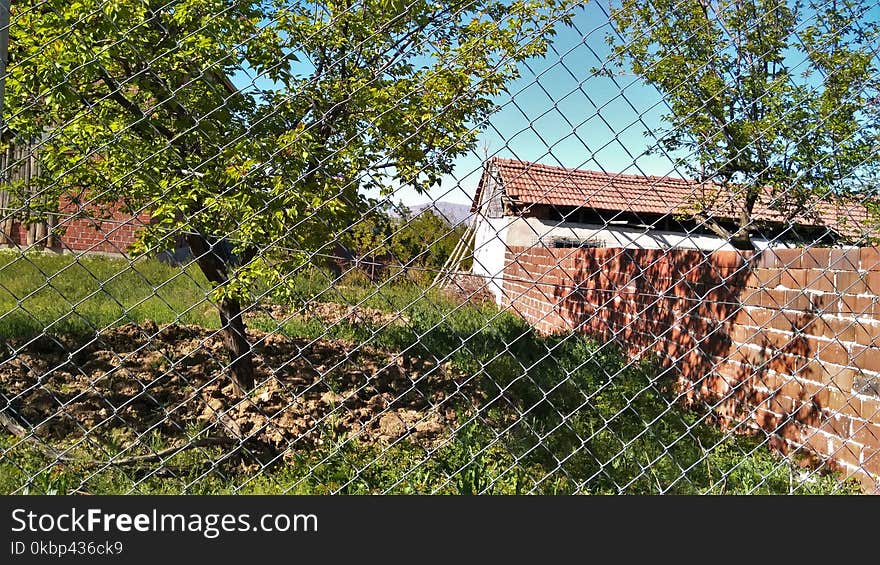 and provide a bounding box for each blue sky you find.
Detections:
[387,0,880,209]
[230,4,672,209]
[235,1,880,210]
[388,2,681,208]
